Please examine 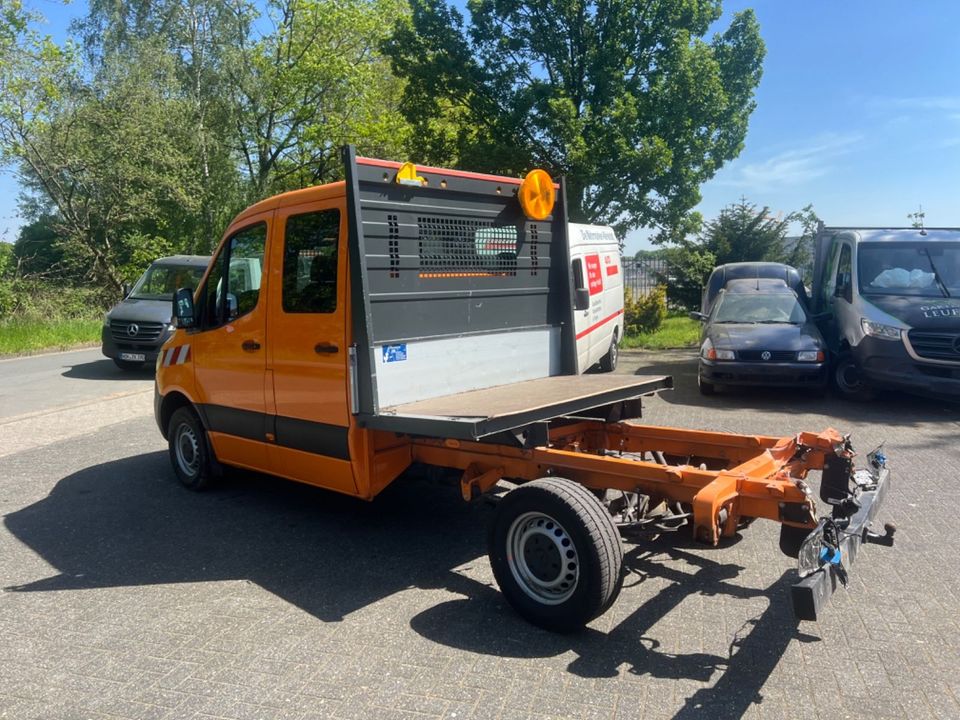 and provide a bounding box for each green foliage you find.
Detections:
[624,285,667,335]
[384,0,765,236]
[657,245,716,310]
[0,0,412,293]
[655,199,820,309]
[699,198,791,266]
